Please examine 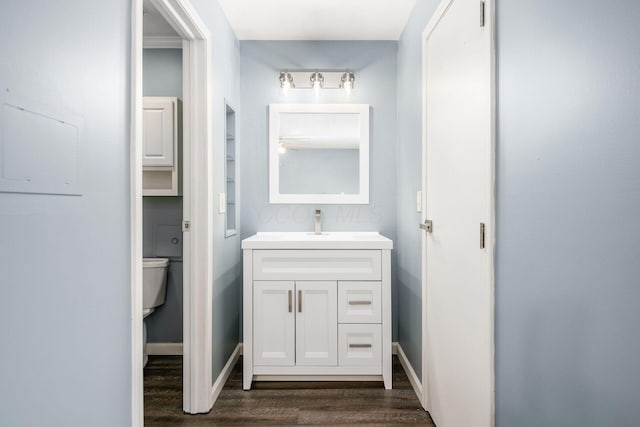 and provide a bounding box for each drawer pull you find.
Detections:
[349,343,372,349]
[349,300,372,305]
[298,290,302,313]
[288,290,292,313]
